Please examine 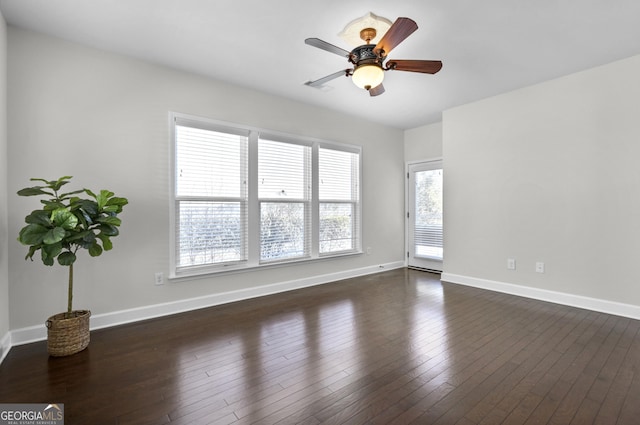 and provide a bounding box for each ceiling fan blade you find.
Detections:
[304,69,351,87]
[374,17,418,57]
[387,60,443,74]
[305,38,351,58]
[369,84,385,97]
